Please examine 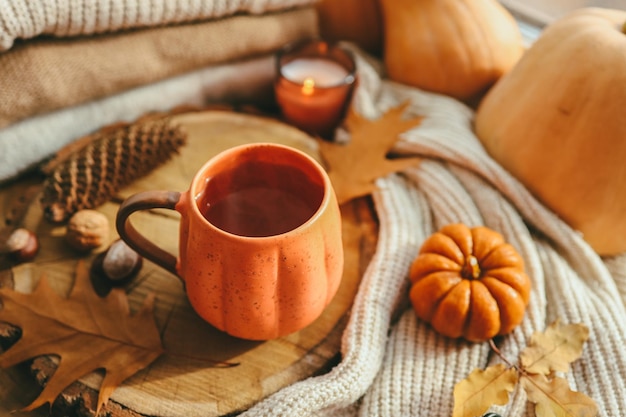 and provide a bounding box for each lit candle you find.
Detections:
[275,41,356,138]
